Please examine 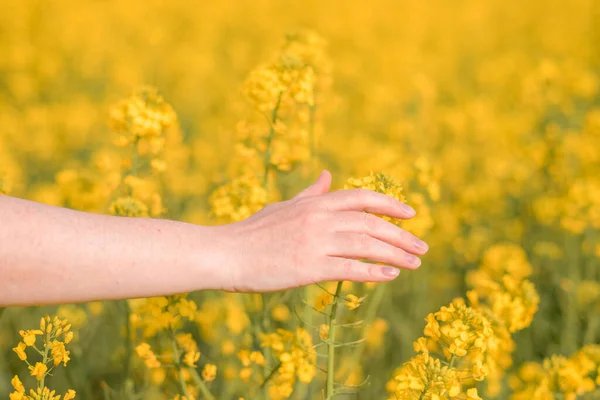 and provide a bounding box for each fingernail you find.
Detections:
[382,267,400,277]
[414,238,429,252]
[402,203,416,217]
[407,254,422,267]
